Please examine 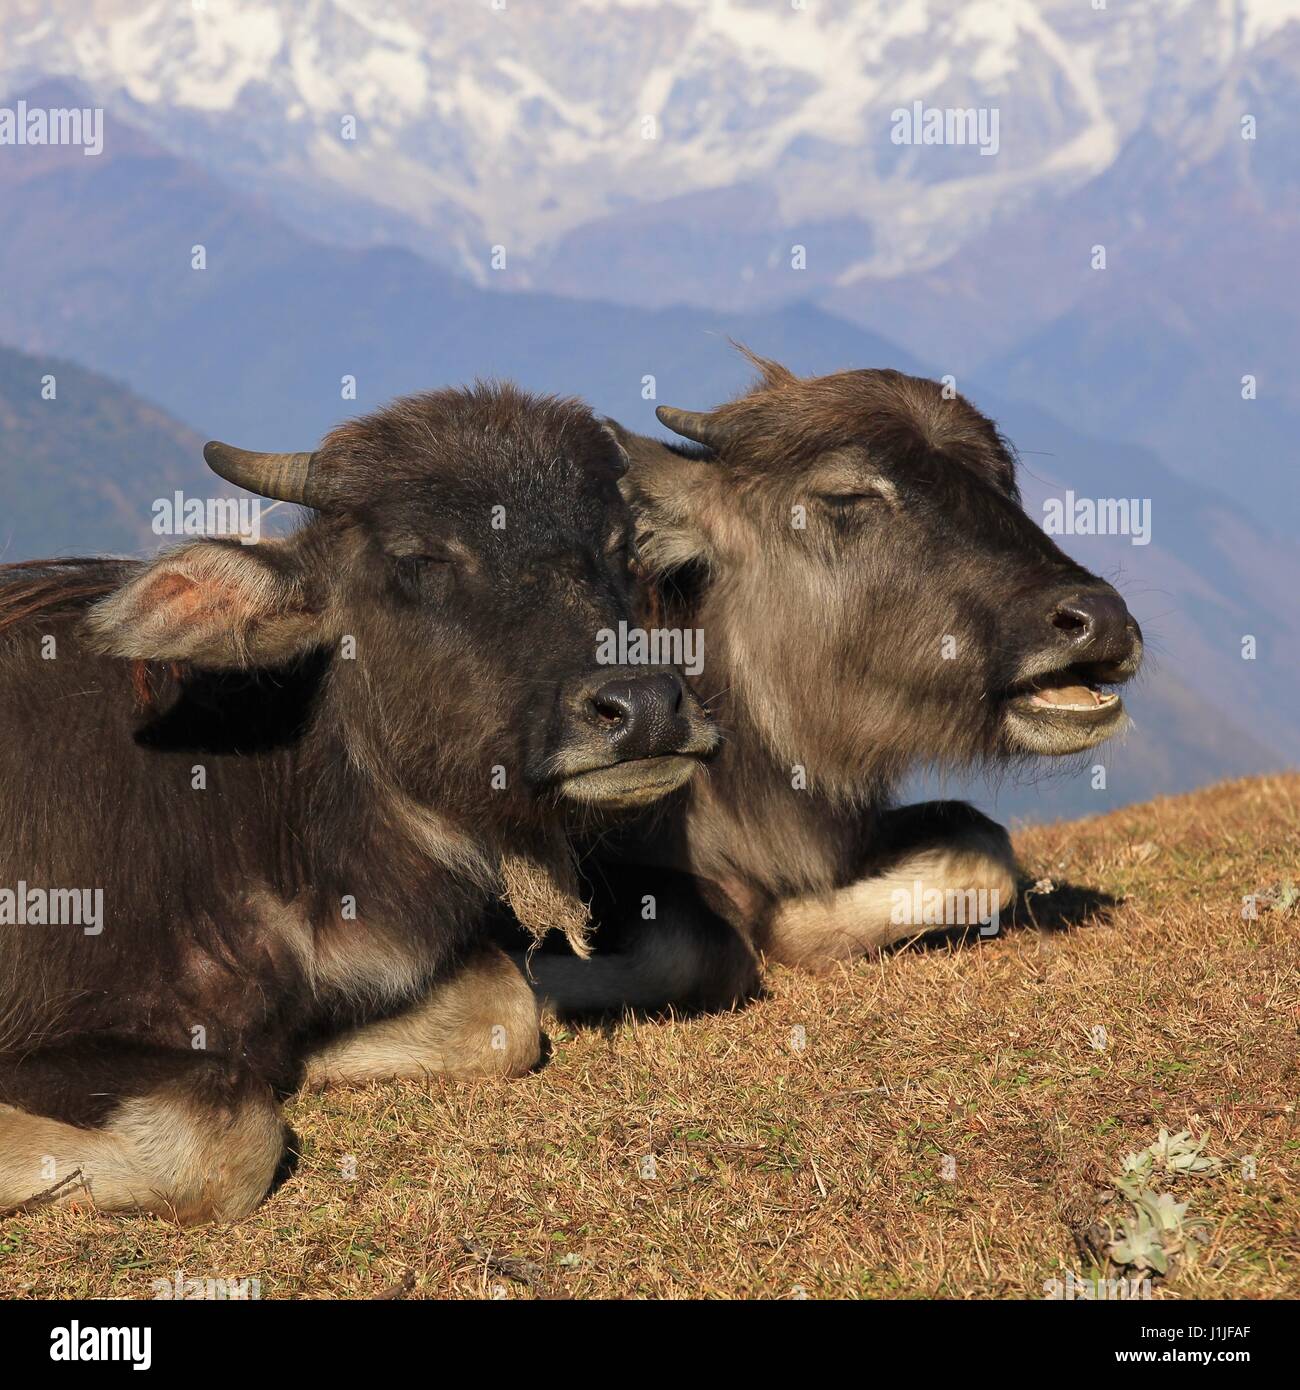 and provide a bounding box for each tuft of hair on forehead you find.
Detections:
[712,348,1020,497]
[311,380,626,499]
[730,340,797,390]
